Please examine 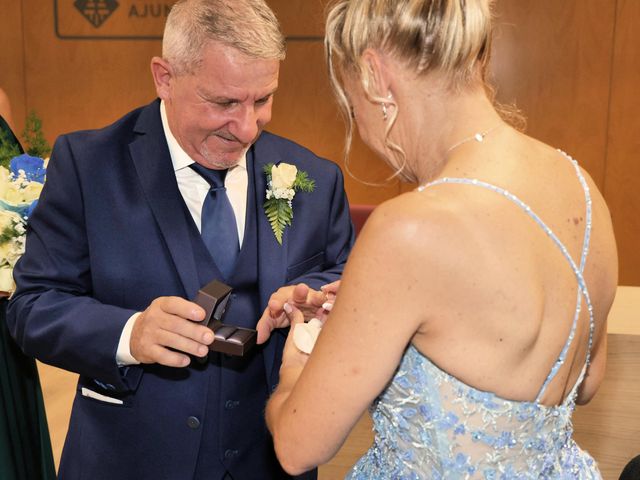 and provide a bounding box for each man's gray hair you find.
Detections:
[163,0,286,74]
